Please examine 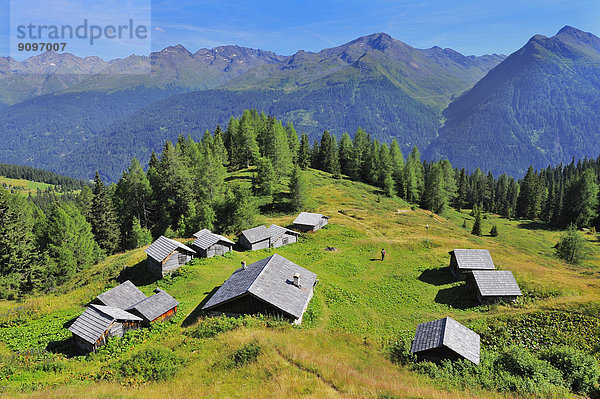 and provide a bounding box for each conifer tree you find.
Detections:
[298,133,311,170]
[128,217,152,249]
[43,202,102,285]
[338,132,354,177]
[517,166,542,219]
[285,122,299,164]
[253,157,276,196]
[471,203,482,236]
[404,146,424,204]
[561,169,599,228]
[389,139,405,197]
[289,165,310,211]
[90,172,120,254]
[351,128,370,180]
[0,190,38,298]
[423,163,446,214]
